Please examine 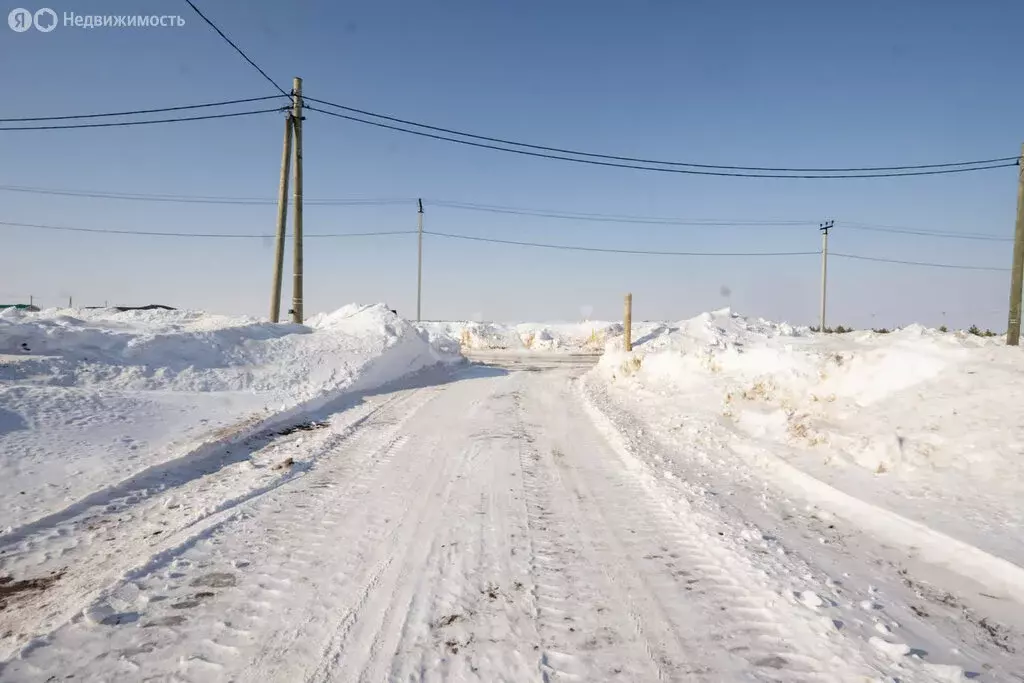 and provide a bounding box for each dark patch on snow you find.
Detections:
[100,612,140,626]
[145,614,186,628]
[189,572,236,588]
[0,570,65,610]
[974,617,1015,654]
[754,655,788,669]
[275,421,329,437]
[899,567,1017,653]
[435,614,463,628]
[170,599,200,609]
